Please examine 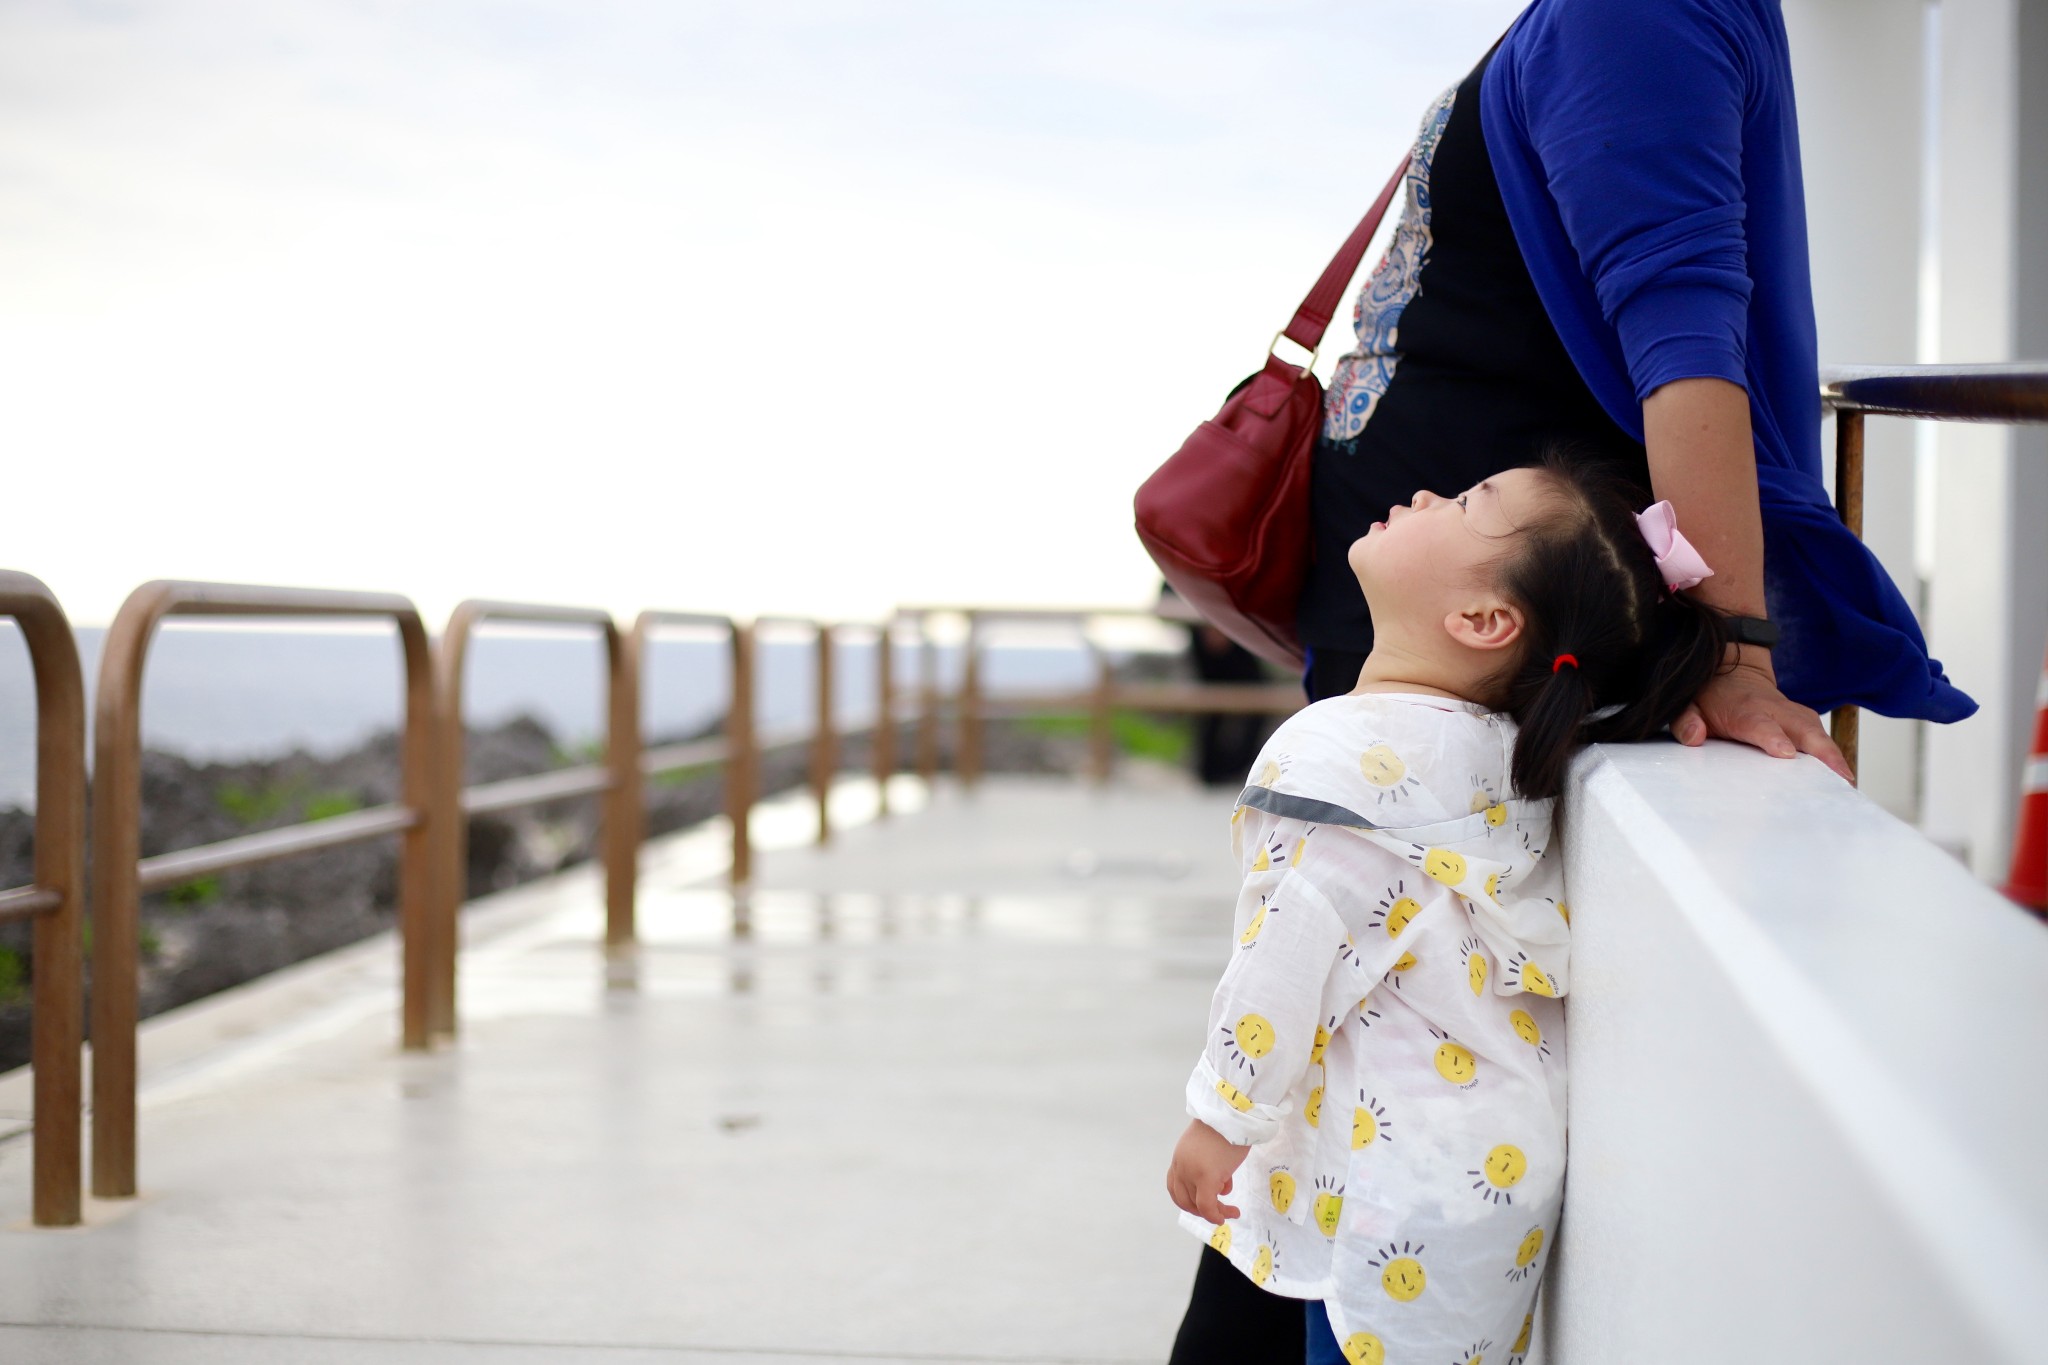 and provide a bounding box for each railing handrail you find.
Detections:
[0,571,86,1228]
[88,580,437,1200]
[1820,362,2048,423]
